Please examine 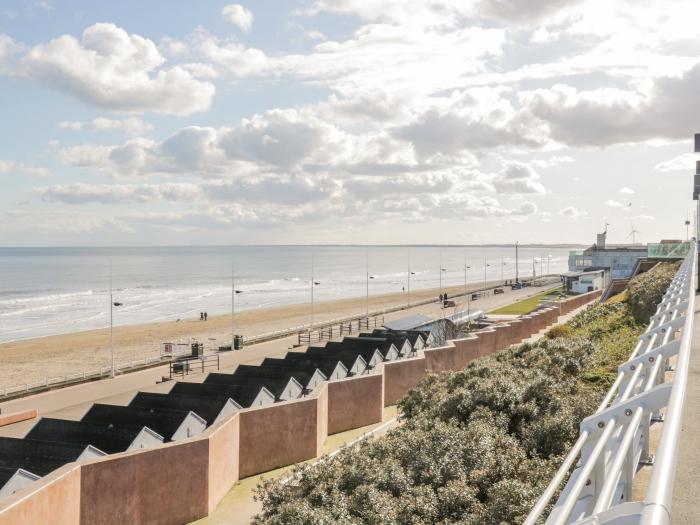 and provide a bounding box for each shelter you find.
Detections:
[283,352,356,377]
[169,381,275,408]
[204,372,303,402]
[129,392,240,424]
